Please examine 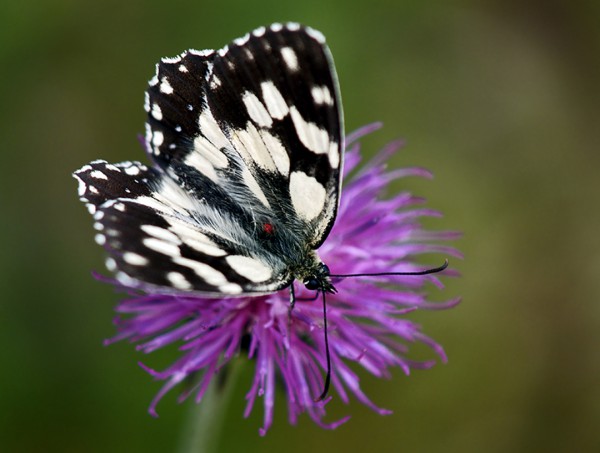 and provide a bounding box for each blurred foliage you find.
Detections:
[1,0,599,451]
